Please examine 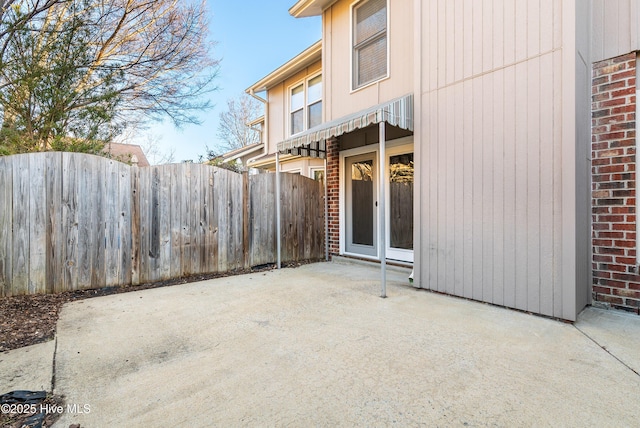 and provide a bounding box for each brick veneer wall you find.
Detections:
[591,51,640,313]
[326,138,340,255]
